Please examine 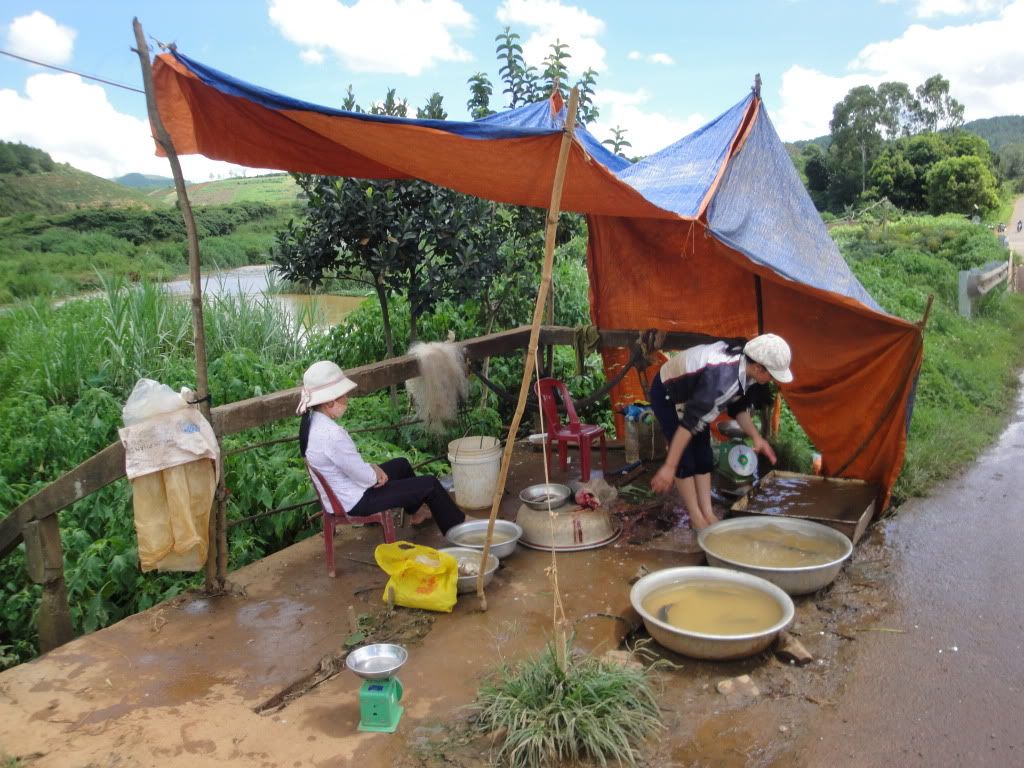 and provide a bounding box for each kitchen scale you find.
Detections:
[714,420,758,497]
[345,643,408,733]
